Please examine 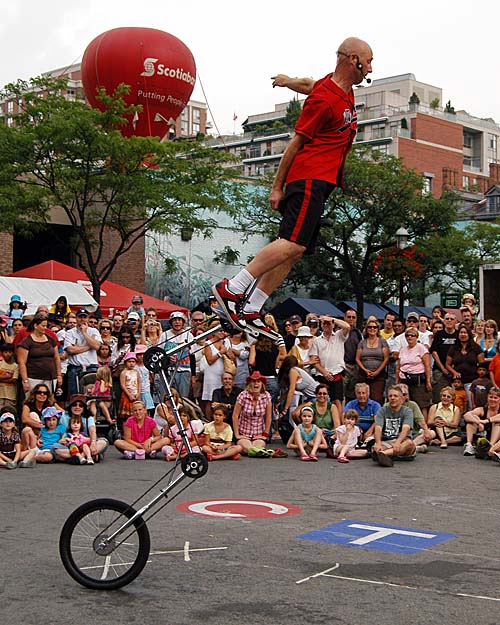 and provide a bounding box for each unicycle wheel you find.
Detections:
[59,498,150,590]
